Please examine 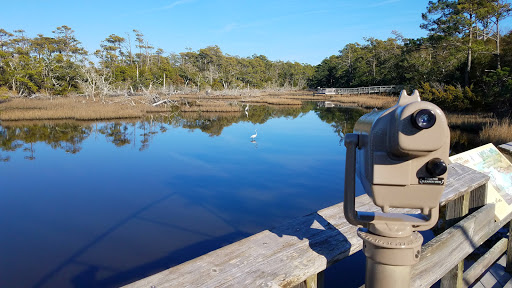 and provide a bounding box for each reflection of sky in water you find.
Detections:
[0,111,366,287]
